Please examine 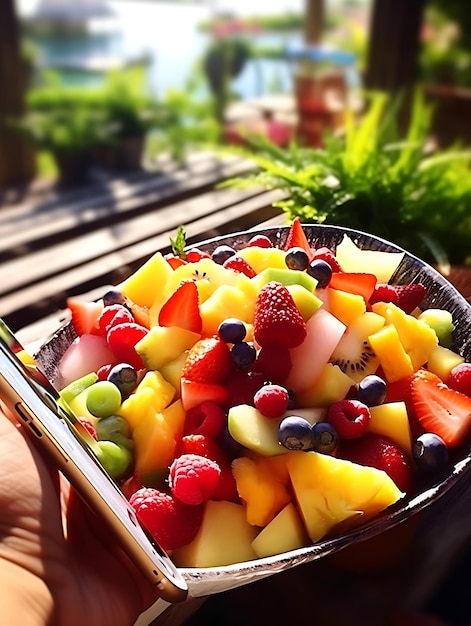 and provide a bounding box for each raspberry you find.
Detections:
[447,362,471,397]
[394,283,426,314]
[129,487,203,551]
[98,304,134,335]
[312,246,342,272]
[106,322,147,370]
[223,255,256,277]
[254,384,290,418]
[183,401,226,439]
[248,234,273,248]
[254,281,307,349]
[169,454,221,505]
[327,399,371,439]
[369,284,399,306]
[253,345,292,383]
[186,248,211,262]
